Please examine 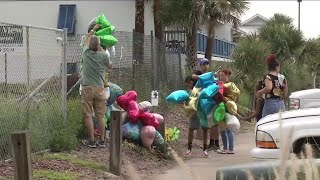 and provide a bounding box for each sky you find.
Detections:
[241,1,320,38]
